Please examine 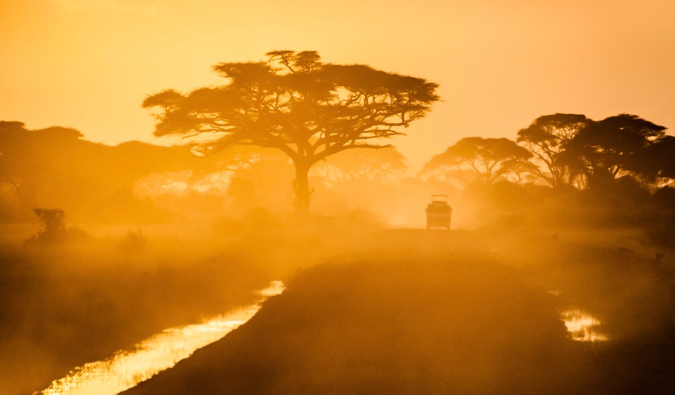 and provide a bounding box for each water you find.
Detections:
[36,281,285,395]
[561,308,608,342]
[36,283,606,394]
